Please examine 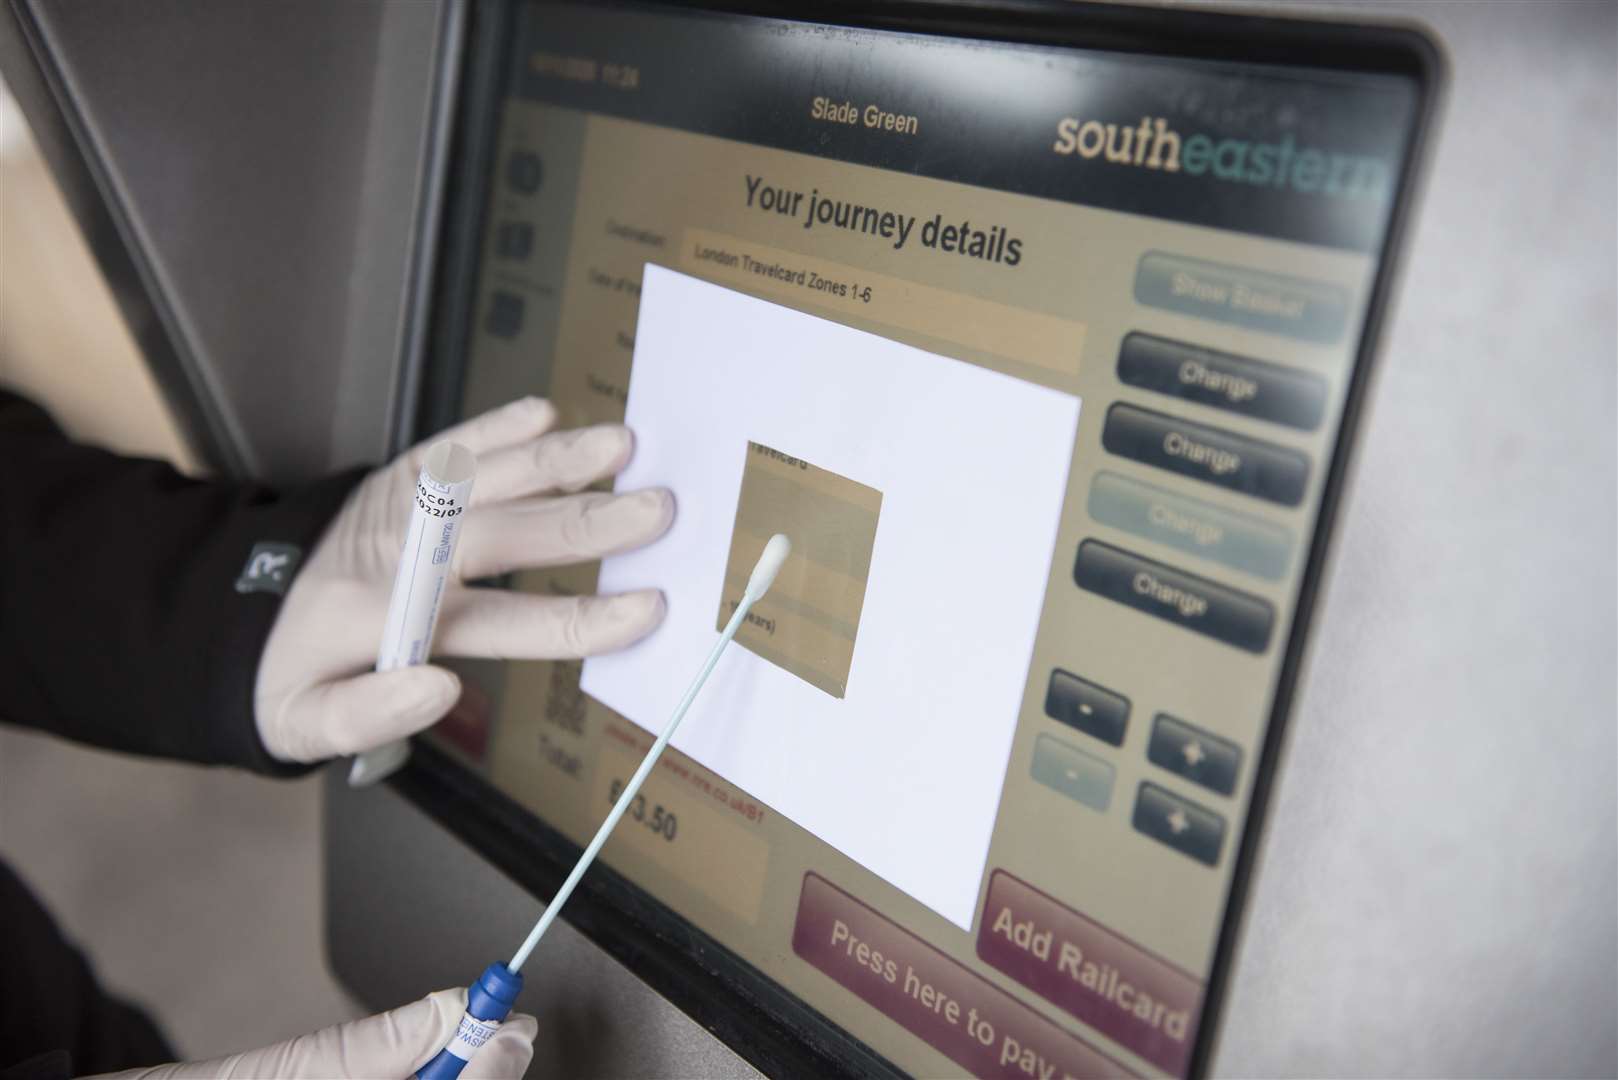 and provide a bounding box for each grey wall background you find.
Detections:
[0,0,1613,1076]
[1202,2,1617,1075]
